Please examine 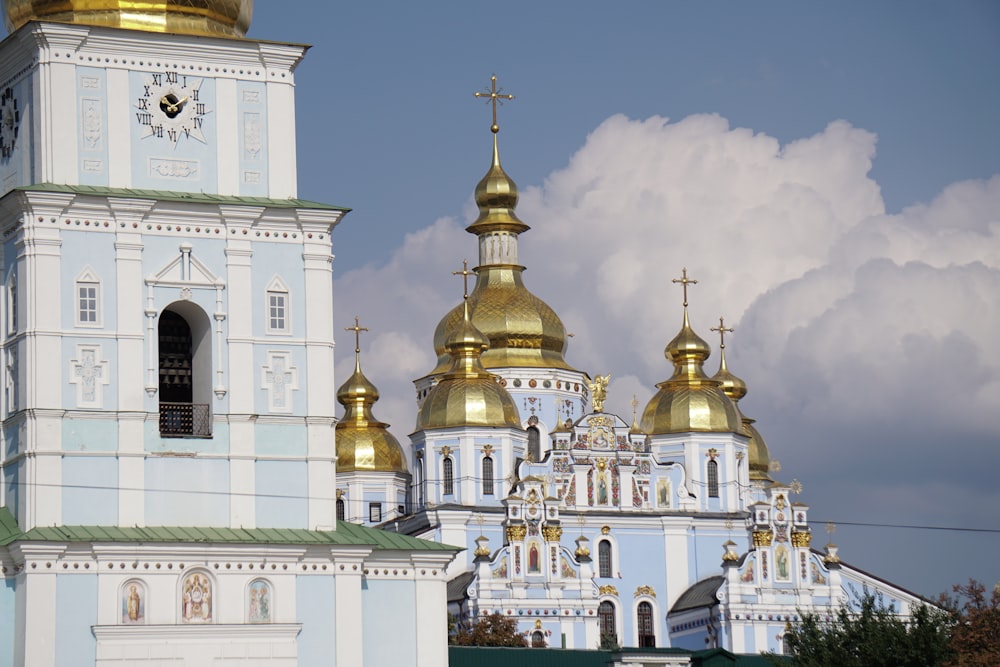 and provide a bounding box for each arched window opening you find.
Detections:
[637,601,655,647]
[598,601,617,645]
[531,631,546,648]
[527,426,541,462]
[159,303,212,437]
[482,456,494,496]
[415,458,425,508]
[707,459,719,498]
[336,498,345,522]
[598,540,612,578]
[443,457,455,496]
